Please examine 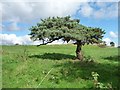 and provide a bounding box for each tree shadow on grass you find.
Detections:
[52,61,119,88]
[102,55,120,61]
[29,53,119,88]
[29,53,75,60]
